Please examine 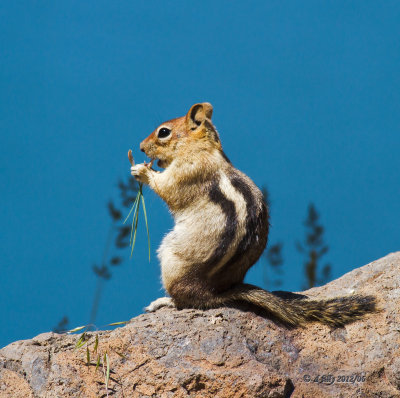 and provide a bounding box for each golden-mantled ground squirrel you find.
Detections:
[131,102,376,327]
